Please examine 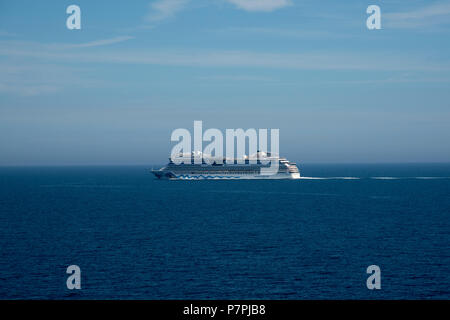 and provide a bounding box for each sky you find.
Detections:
[0,0,450,165]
